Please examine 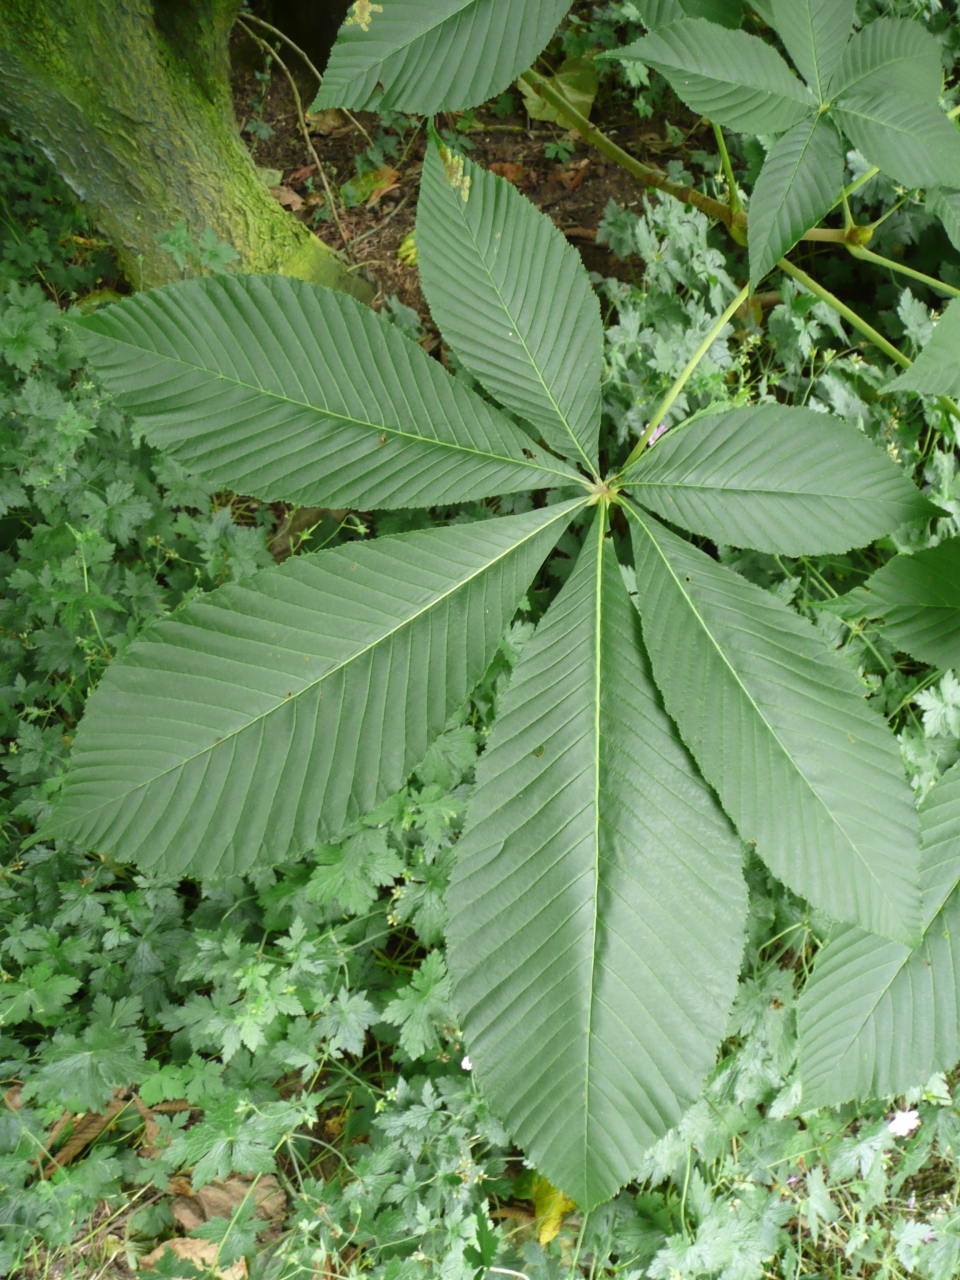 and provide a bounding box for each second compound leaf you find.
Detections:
[619,20,815,135]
